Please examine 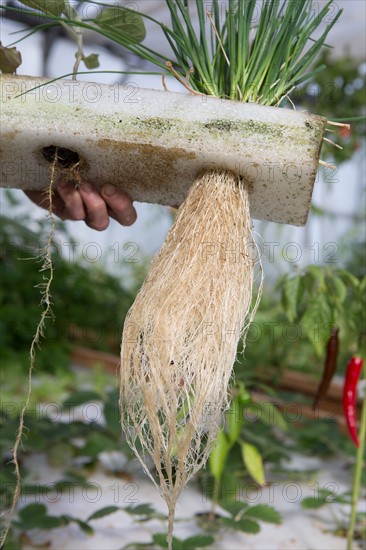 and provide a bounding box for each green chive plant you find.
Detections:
[3,0,342,106]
